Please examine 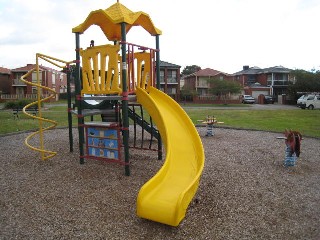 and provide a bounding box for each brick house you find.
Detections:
[0,67,11,95]
[159,60,181,100]
[182,68,237,103]
[8,64,68,101]
[233,65,293,100]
